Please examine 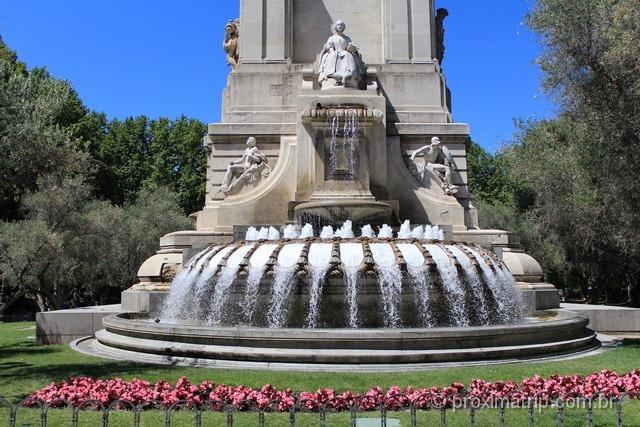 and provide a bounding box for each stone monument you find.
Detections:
[125,0,559,316]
